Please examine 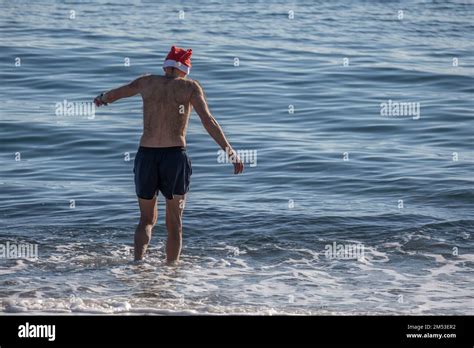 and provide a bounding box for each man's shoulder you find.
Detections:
[130,73,154,87]
[181,77,197,85]
[186,78,203,93]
